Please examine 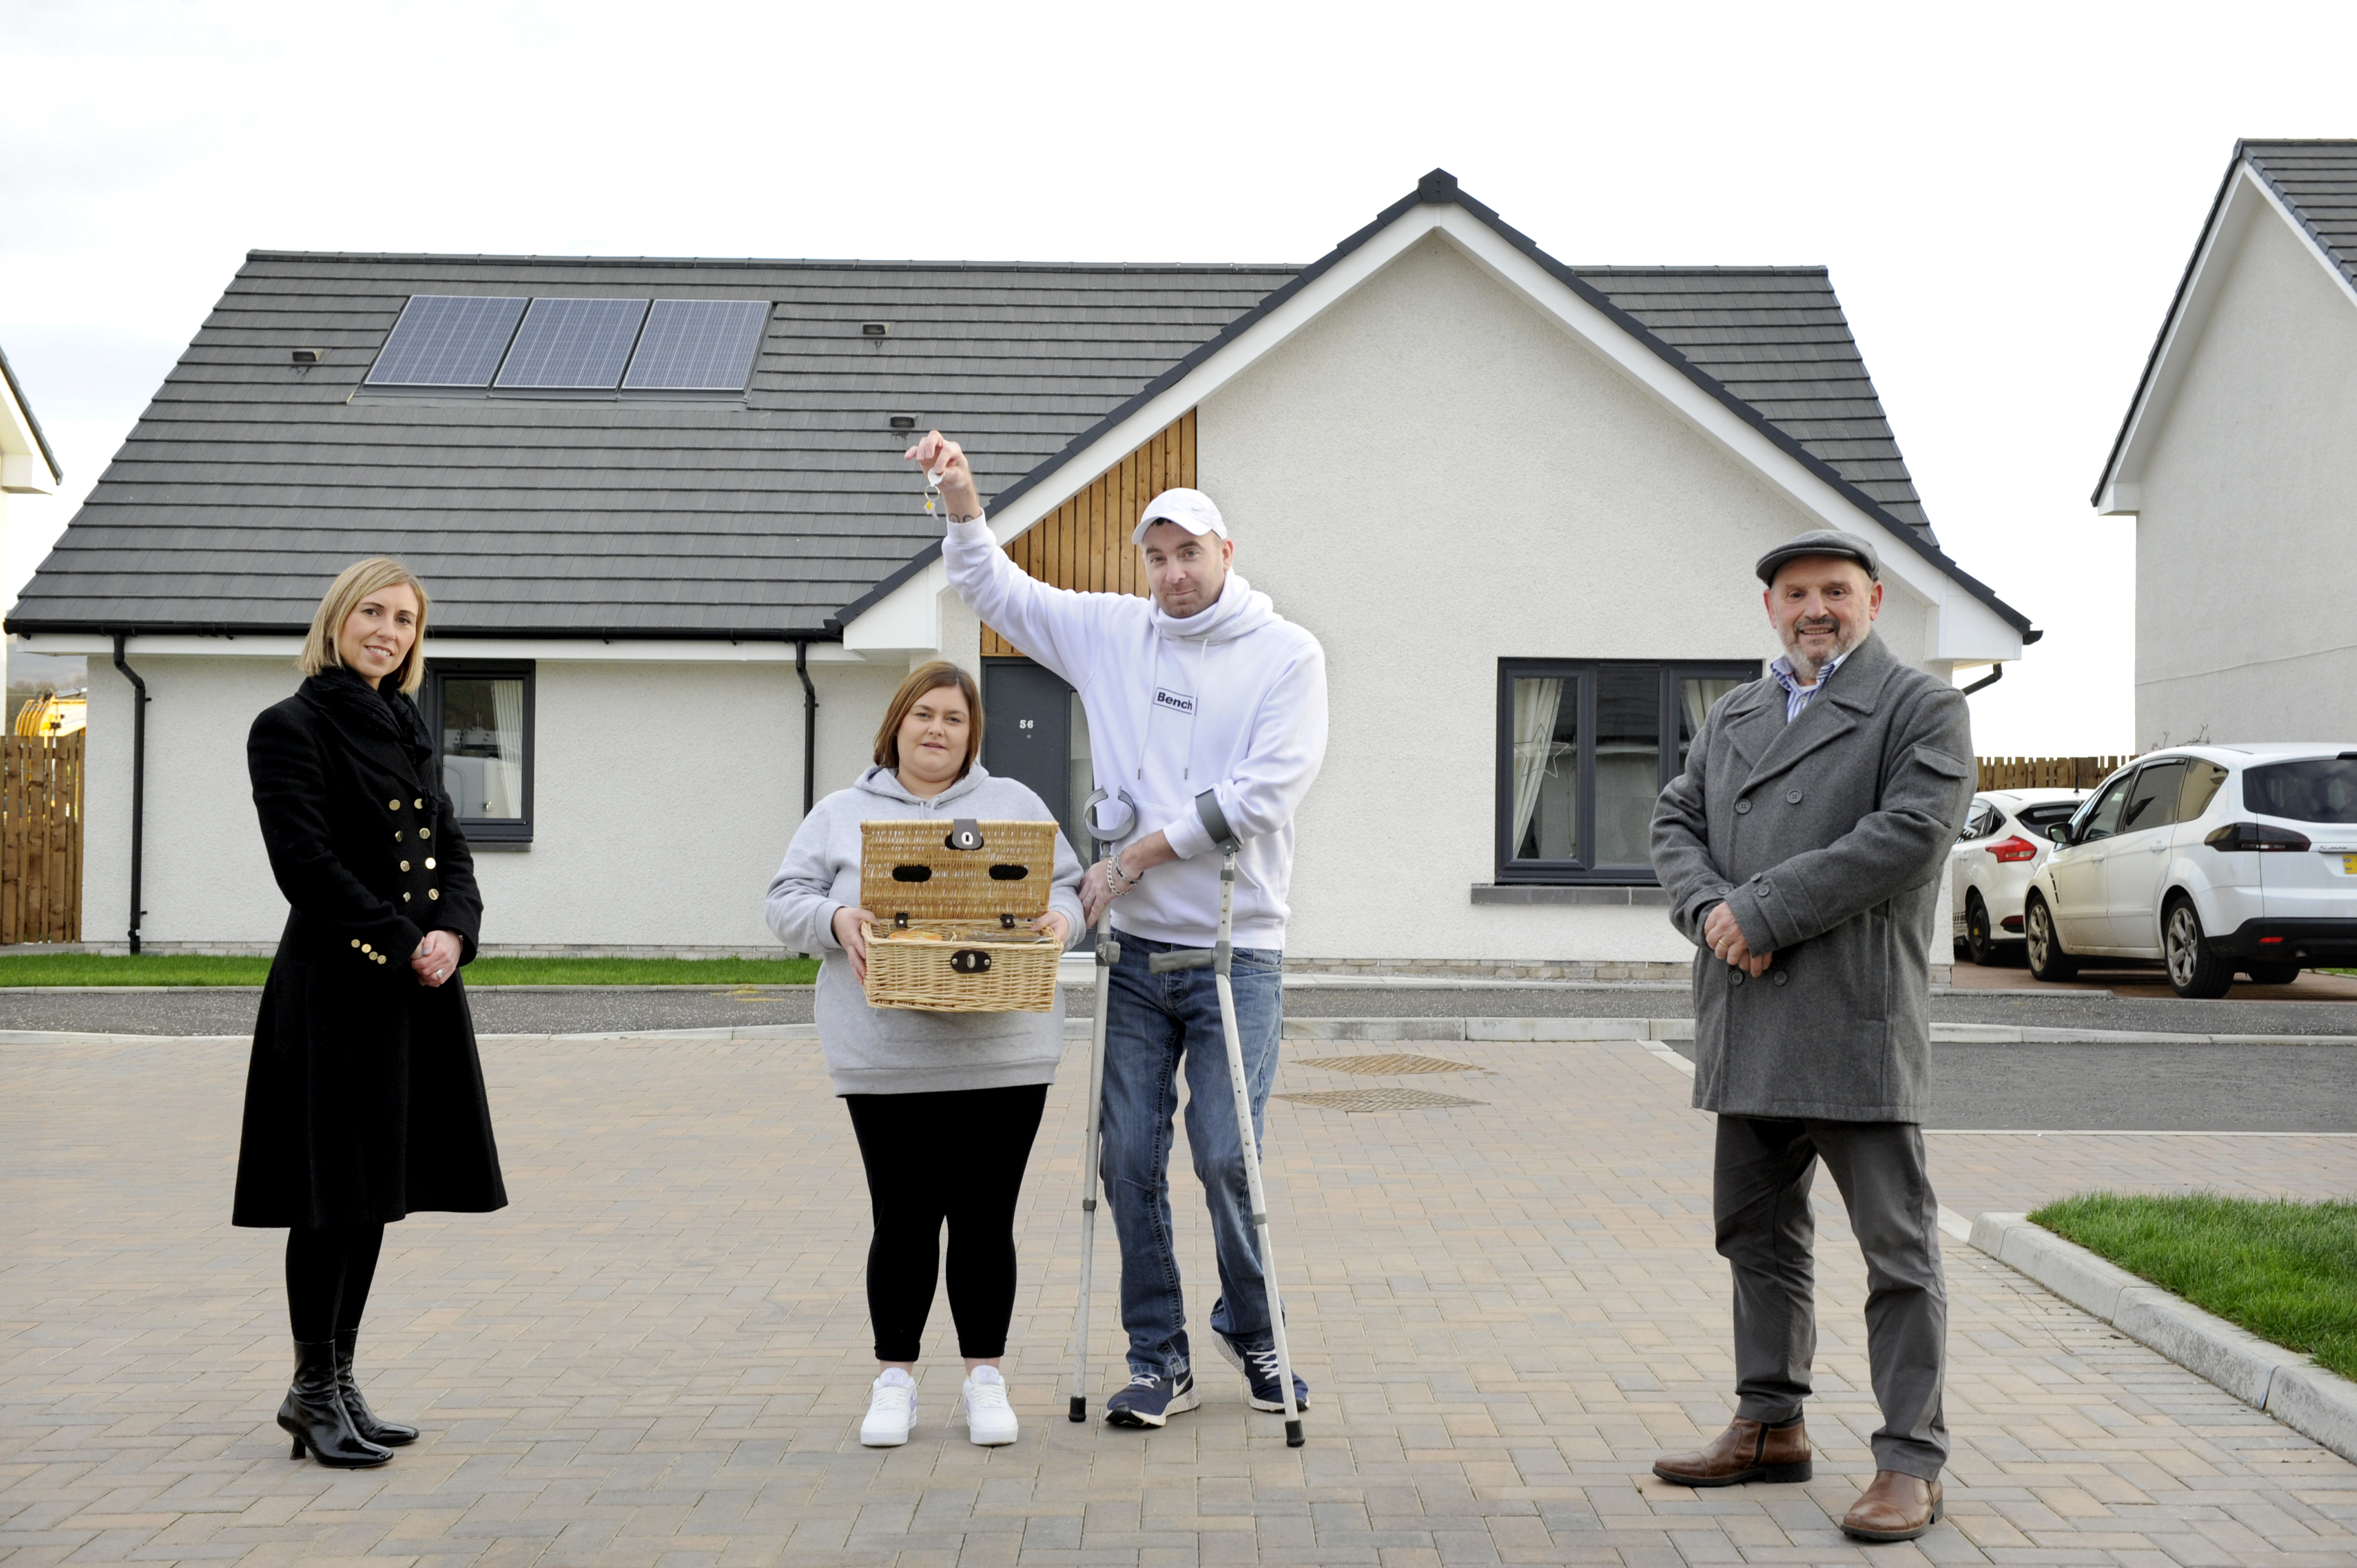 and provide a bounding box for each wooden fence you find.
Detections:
[1977,755,2132,792]
[2,731,84,944]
